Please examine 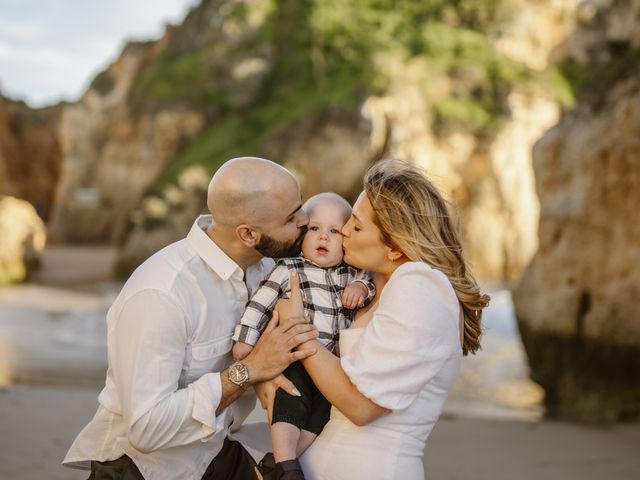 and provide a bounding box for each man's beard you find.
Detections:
[256,227,306,258]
